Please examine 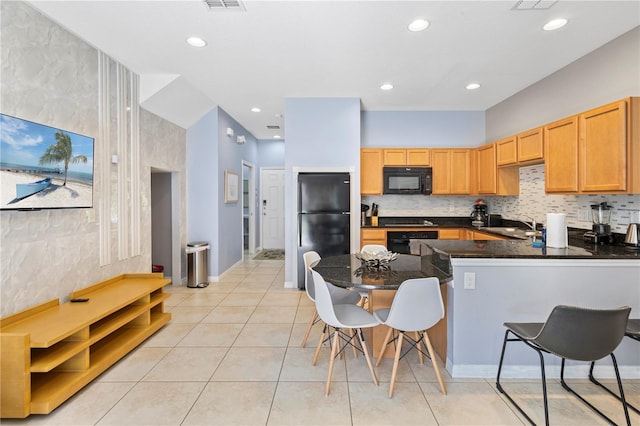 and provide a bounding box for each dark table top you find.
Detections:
[314,253,452,290]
